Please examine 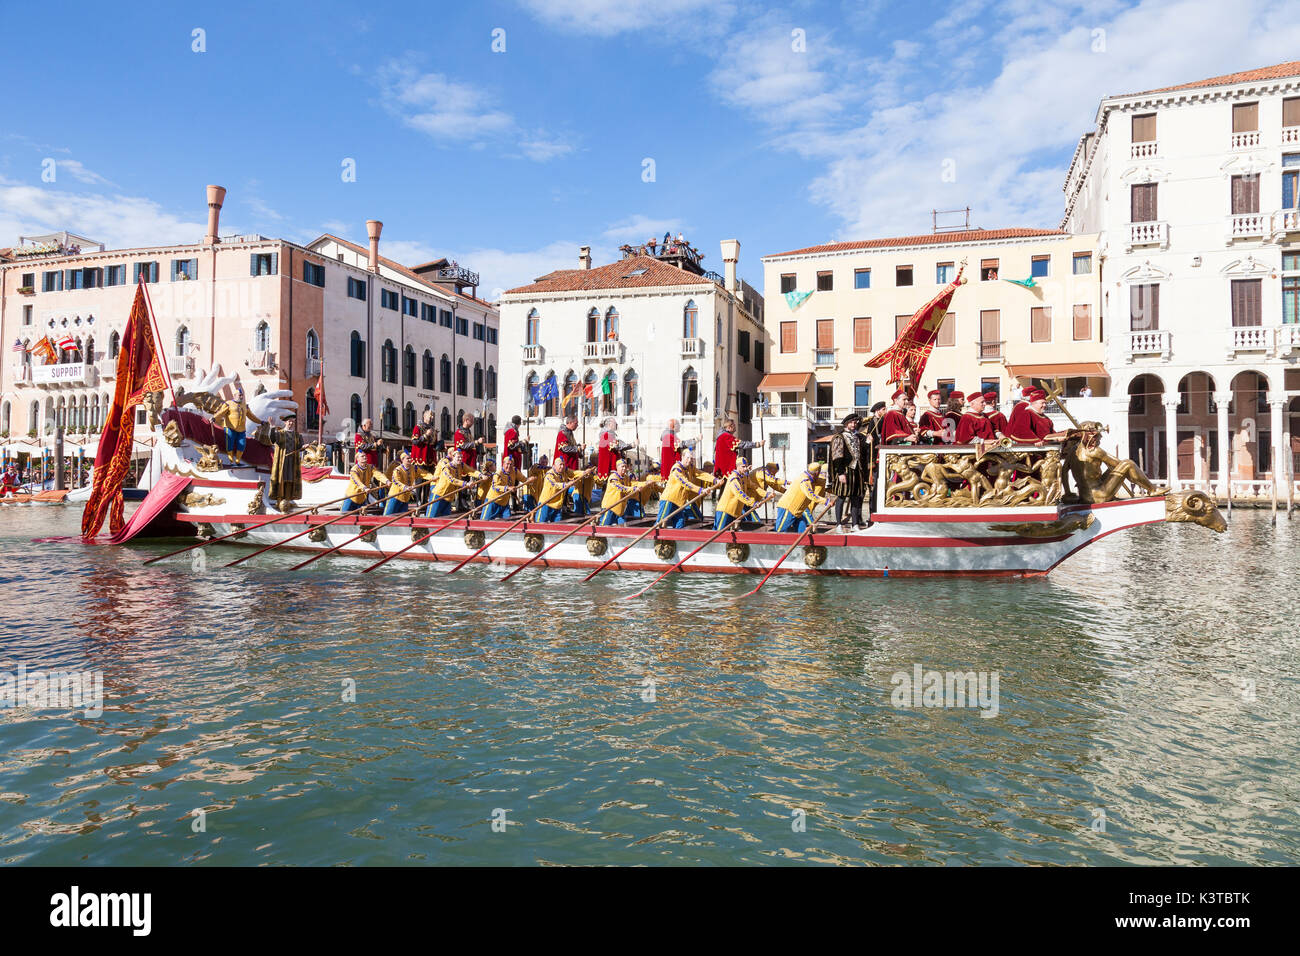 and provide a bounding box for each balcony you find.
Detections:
[1277,325,1300,353]
[1229,326,1271,354]
[246,350,276,373]
[1284,126,1300,145]
[32,363,92,386]
[1231,130,1260,149]
[583,340,624,363]
[1125,329,1171,361]
[98,358,116,381]
[812,347,837,368]
[975,340,1004,362]
[1226,212,1268,242]
[169,355,194,379]
[681,337,705,359]
[1127,220,1169,251]
[10,364,31,387]
[1275,209,1300,235]
[304,356,322,377]
[521,344,544,364]
[1131,140,1158,158]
